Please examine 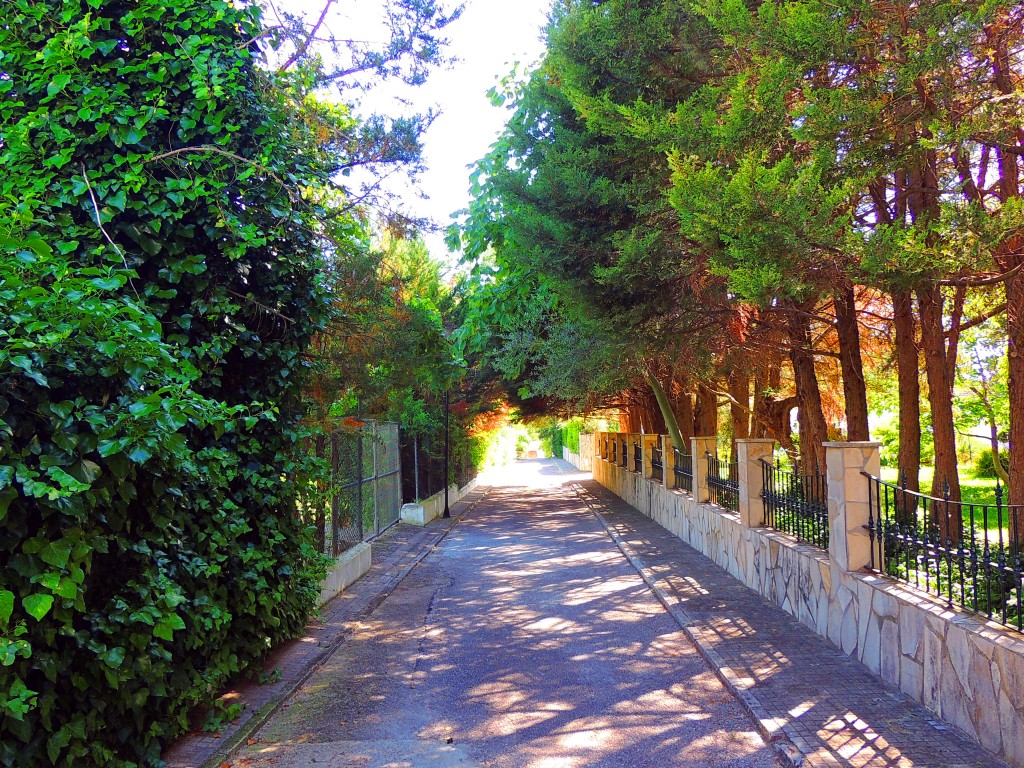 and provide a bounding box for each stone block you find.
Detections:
[946,625,972,694]
[923,625,944,712]
[900,605,925,661]
[318,542,372,605]
[995,644,1024,714]
[940,649,976,738]
[1000,687,1024,768]
[401,502,433,526]
[970,650,1002,755]
[880,619,900,684]
[862,613,881,674]
[901,655,924,700]
[841,602,859,655]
